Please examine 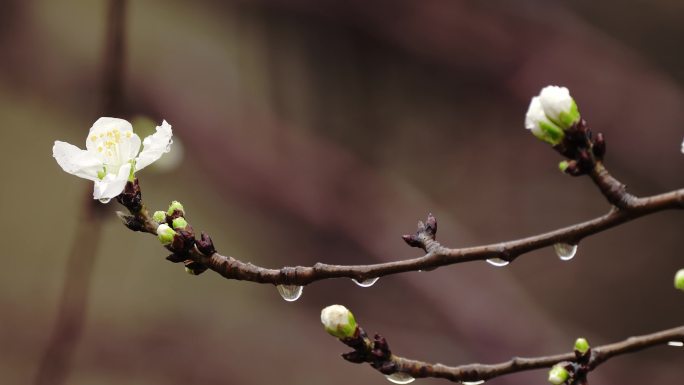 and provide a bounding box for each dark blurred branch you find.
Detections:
[335,322,684,383]
[101,0,128,116]
[33,195,107,385]
[117,160,684,286]
[34,1,127,384]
